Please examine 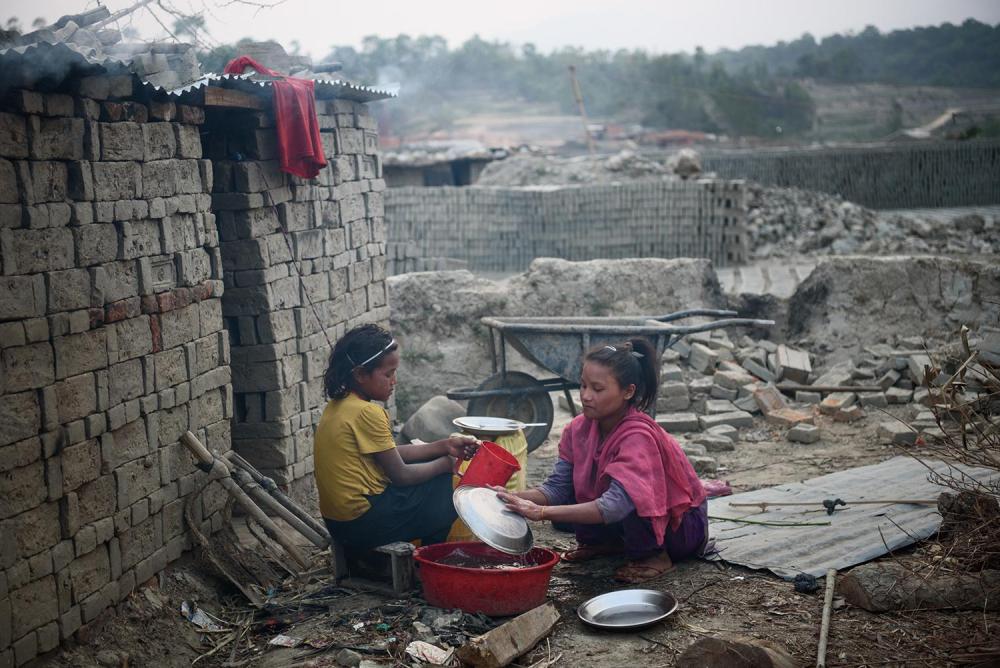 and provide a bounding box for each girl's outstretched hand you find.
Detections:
[444,434,480,460]
[495,488,545,521]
